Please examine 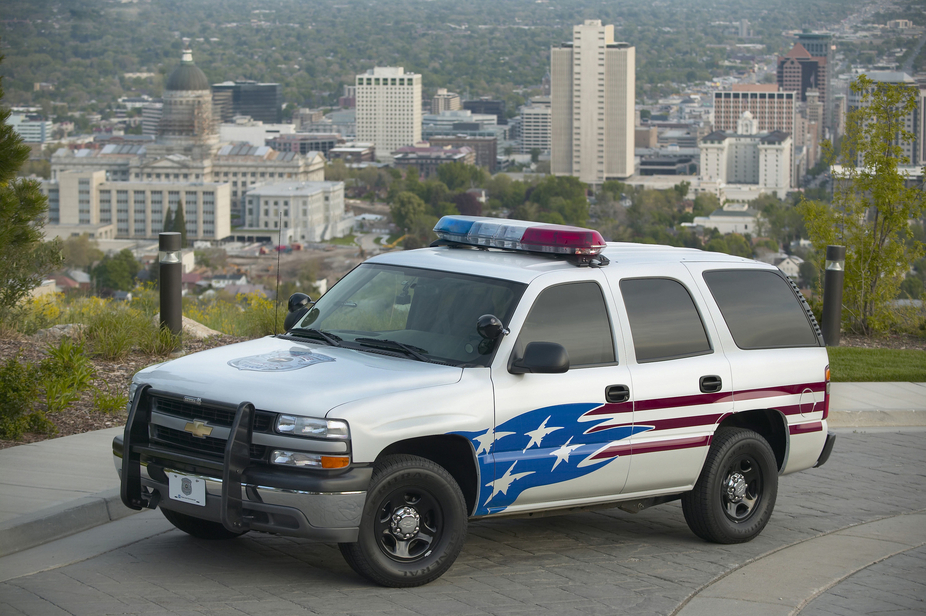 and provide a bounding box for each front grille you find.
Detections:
[152,397,237,427]
[152,425,267,461]
[148,394,273,463]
